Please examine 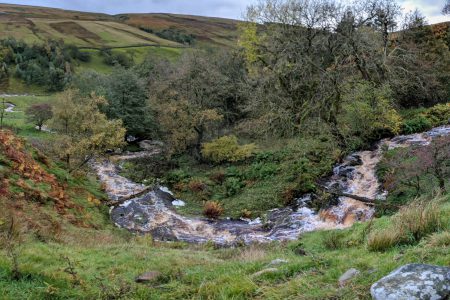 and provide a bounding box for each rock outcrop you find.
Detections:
[371,264,450,300]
